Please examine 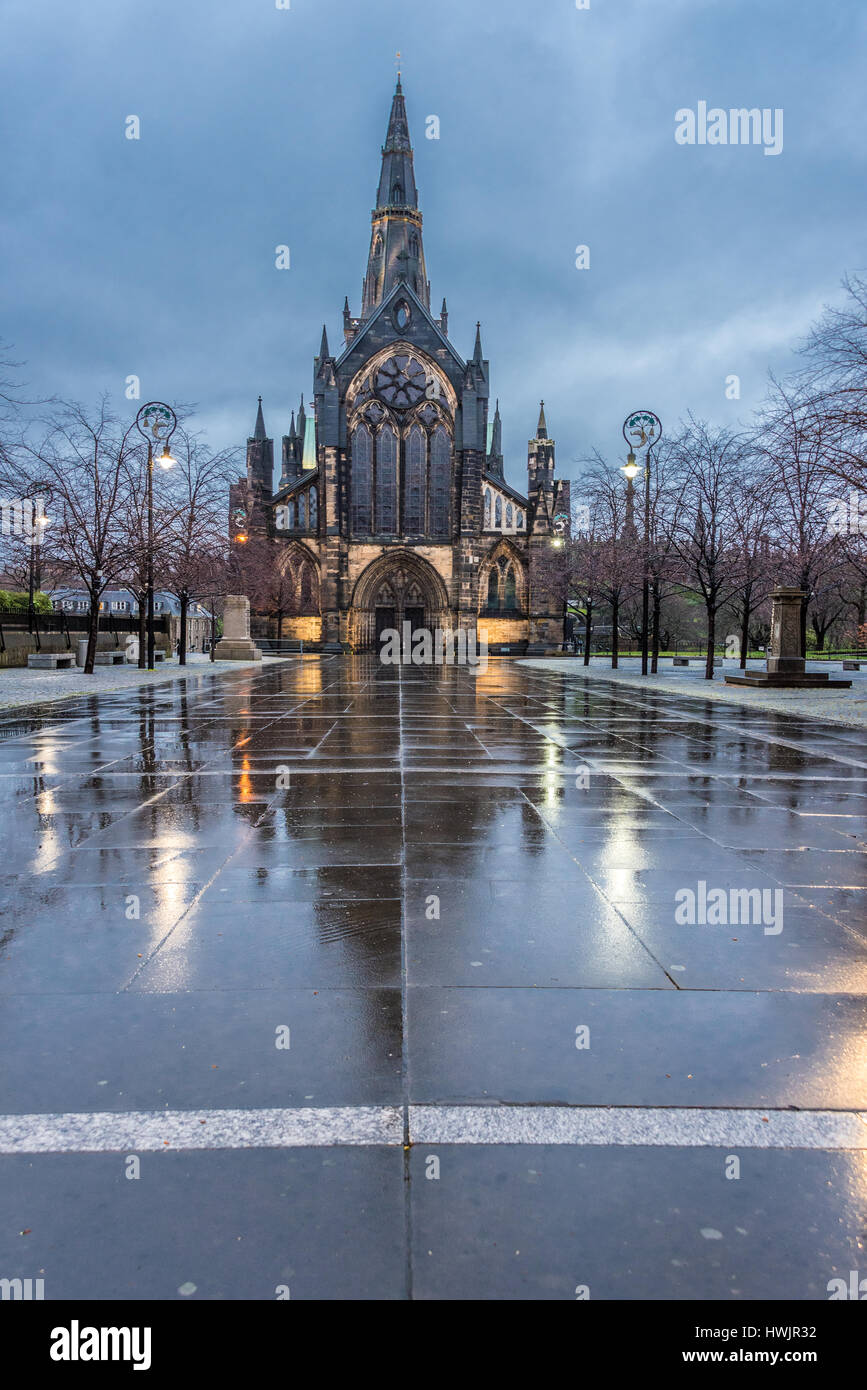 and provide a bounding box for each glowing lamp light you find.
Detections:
[622,452,639,480]
[235,532,248,544]
[158,445,176,470]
